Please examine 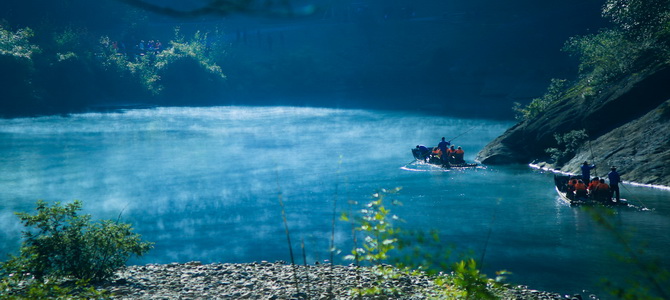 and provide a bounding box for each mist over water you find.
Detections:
[1,106,669,296]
